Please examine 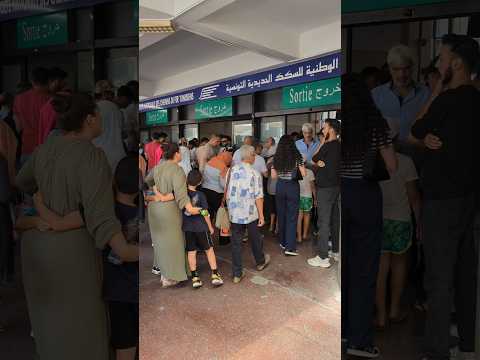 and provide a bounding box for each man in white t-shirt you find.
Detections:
[232,136,267,177]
